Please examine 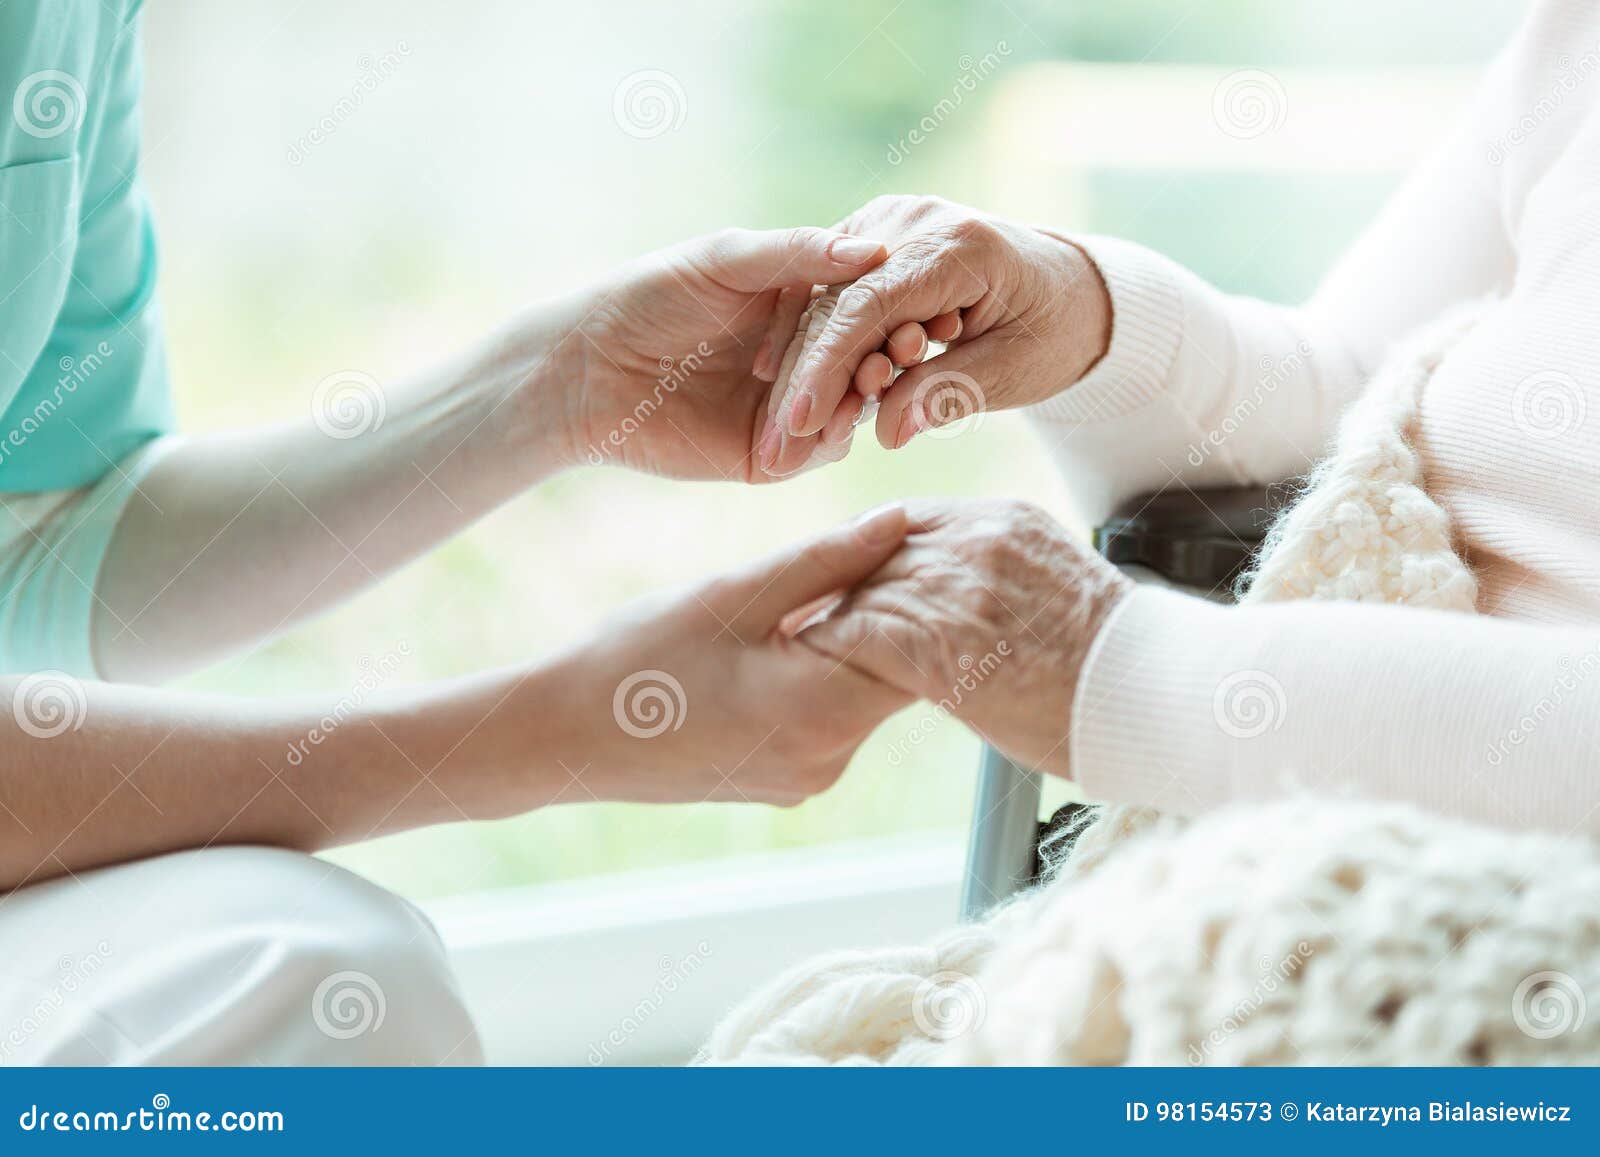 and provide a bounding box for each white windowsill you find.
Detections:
[423,832,964,1065]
